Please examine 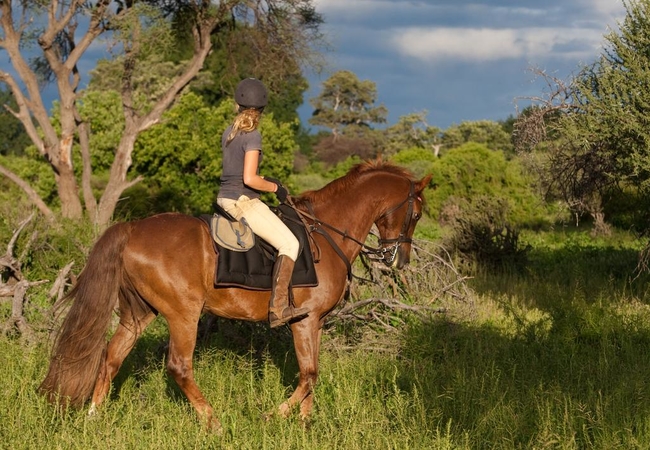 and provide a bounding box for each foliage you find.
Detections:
[0,0,324,226]
[390,147,437,180]
[443,196,530,271]
[0,87,31,156]
[86,56,196,118]
[165,0,324,125]
[429,143,548,226]
[186,26,313,126]
[441,120,514,156]
[381,112,441,157]
[309,70,388,135]
[311,131,383,167]
[0,152,58,207]
[77,90,125,172]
